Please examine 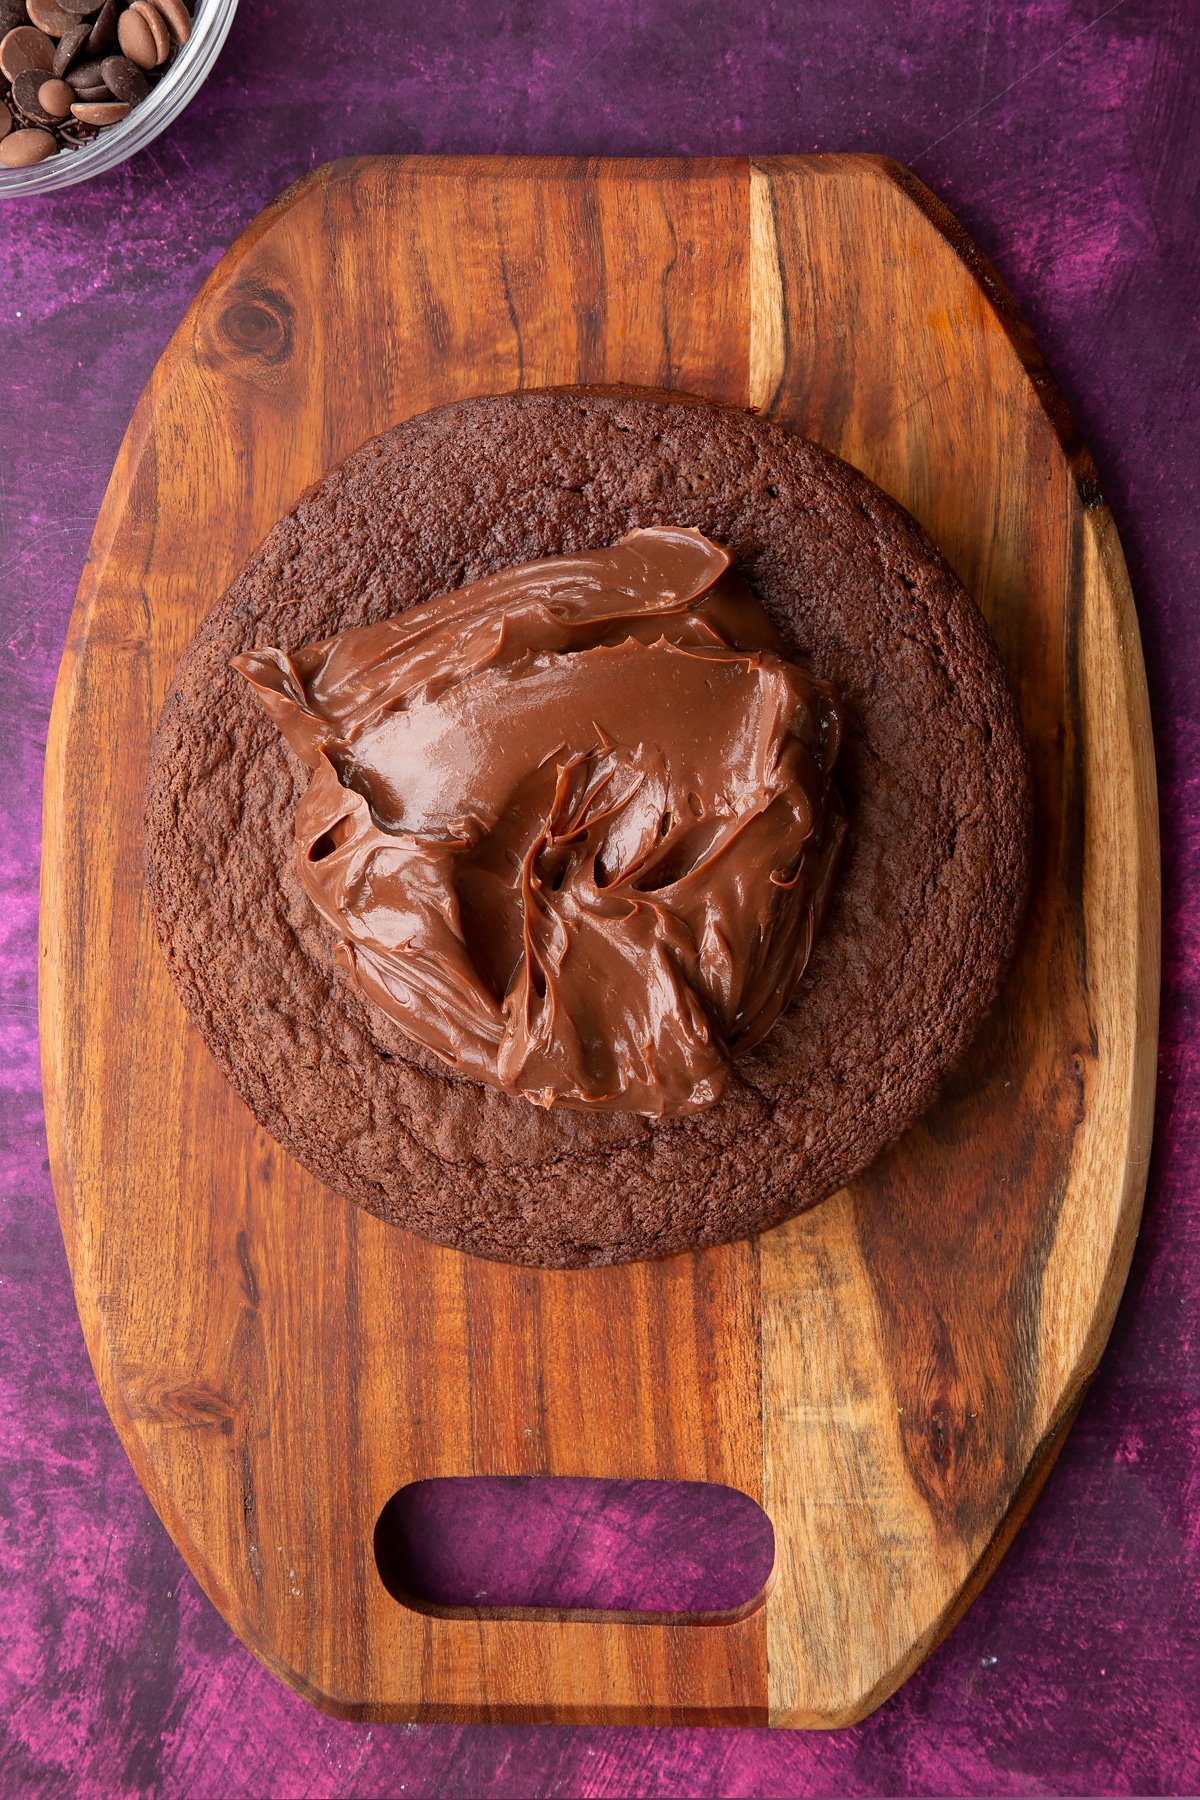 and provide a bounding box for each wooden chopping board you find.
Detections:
[40,155,1159,1727]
